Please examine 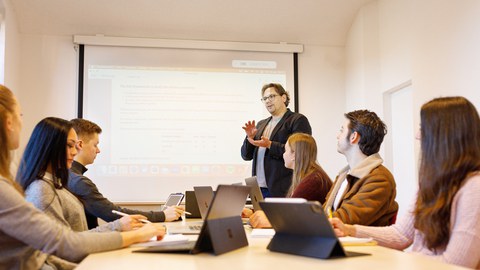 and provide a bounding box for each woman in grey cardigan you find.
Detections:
[0,85,165,270]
